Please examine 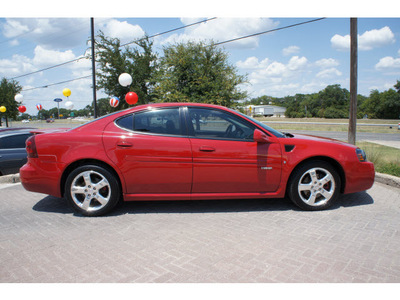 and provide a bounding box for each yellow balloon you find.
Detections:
[0,106,6,113]
[63,88,71,97]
